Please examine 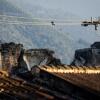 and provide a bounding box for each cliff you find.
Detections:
[71,42,100,66]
